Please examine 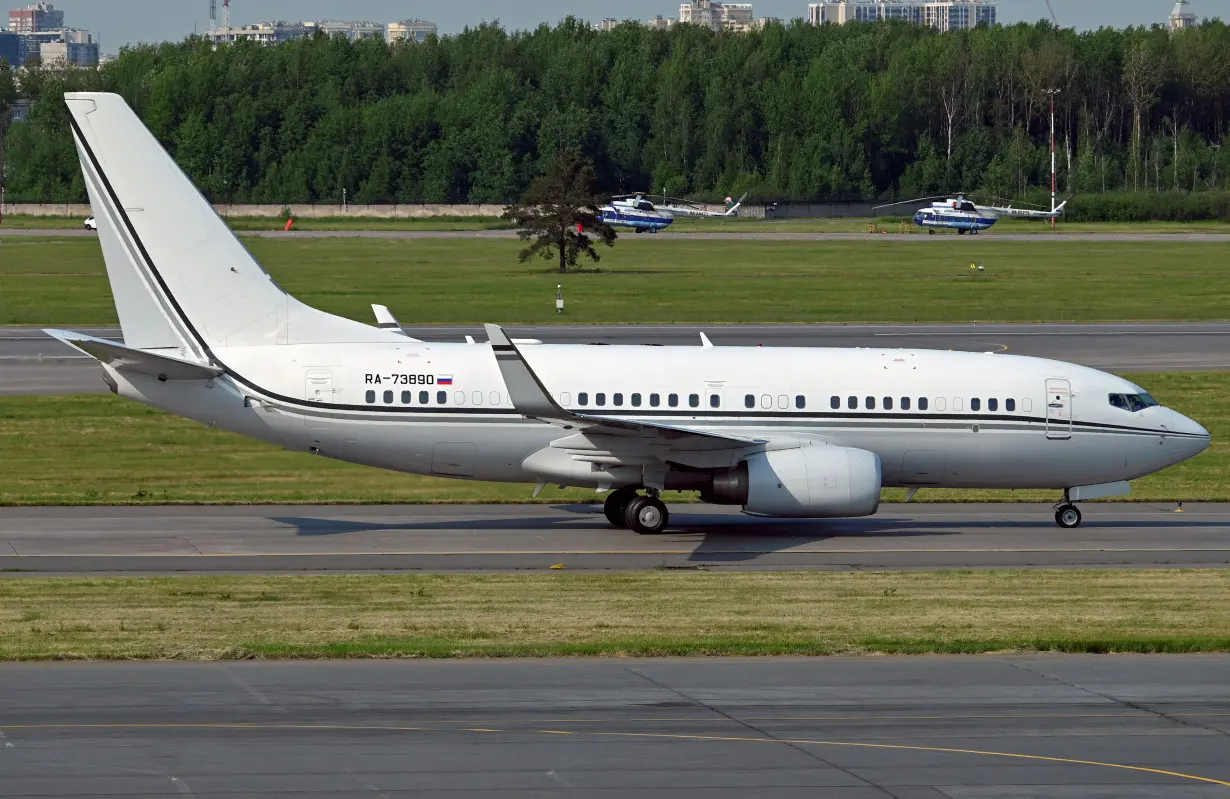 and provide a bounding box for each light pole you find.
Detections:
[1044,88,1061,229]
